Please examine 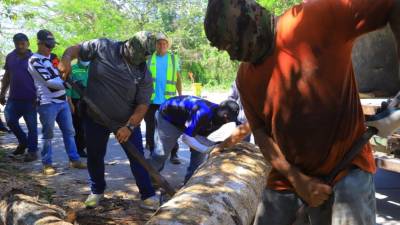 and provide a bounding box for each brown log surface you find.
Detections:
[0,189,73,225]
[146,142,271,225]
